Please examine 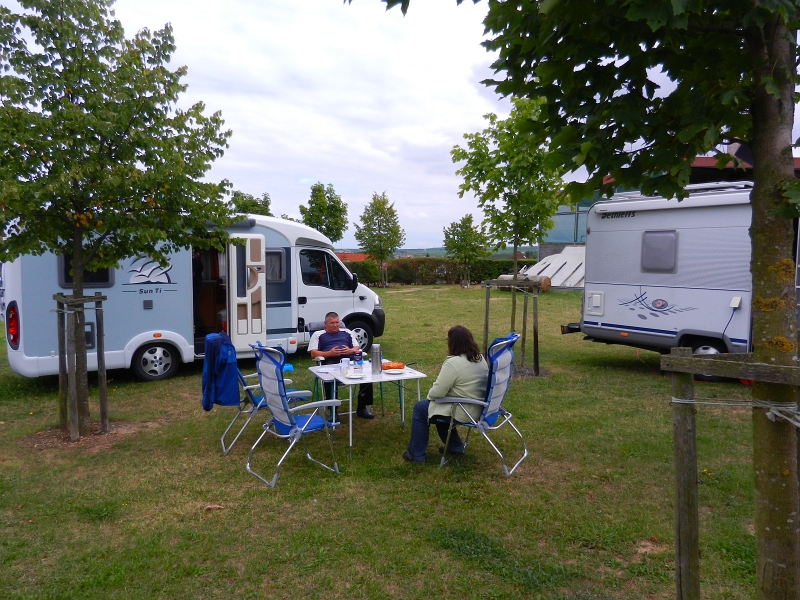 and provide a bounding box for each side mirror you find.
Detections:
[351,272,359,293]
